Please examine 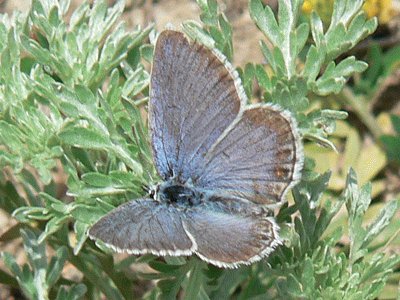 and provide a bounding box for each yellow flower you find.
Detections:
[302,0,395,25]
[363,0,394,24]
[302,0,334,24]
[302,0,314,14]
